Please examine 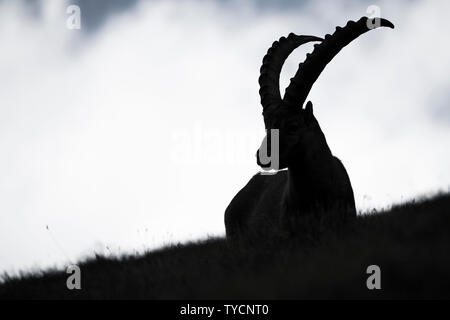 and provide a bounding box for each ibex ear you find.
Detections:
[304,101,314,123]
